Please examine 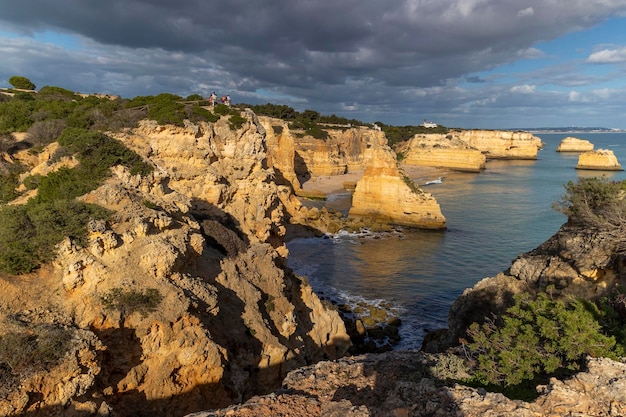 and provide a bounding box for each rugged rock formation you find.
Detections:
[423,219,626,352]
[454,130,543,159]
[0,113,351,416]
[349,146,446,229]
[396,133,486,172]
[188,351,626,417]
[576,149,623,171]
[258,118,386,183]
[556,136,594,152]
